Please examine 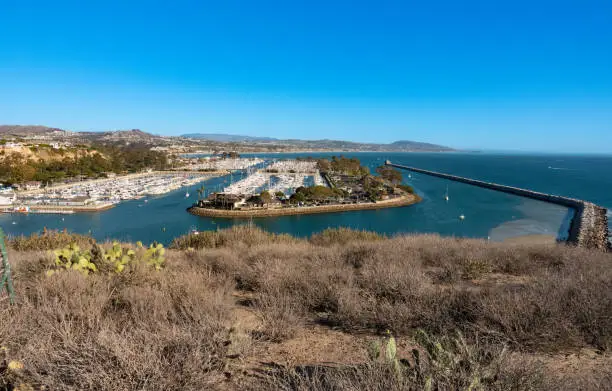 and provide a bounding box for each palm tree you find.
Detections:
[197,185,205,200]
